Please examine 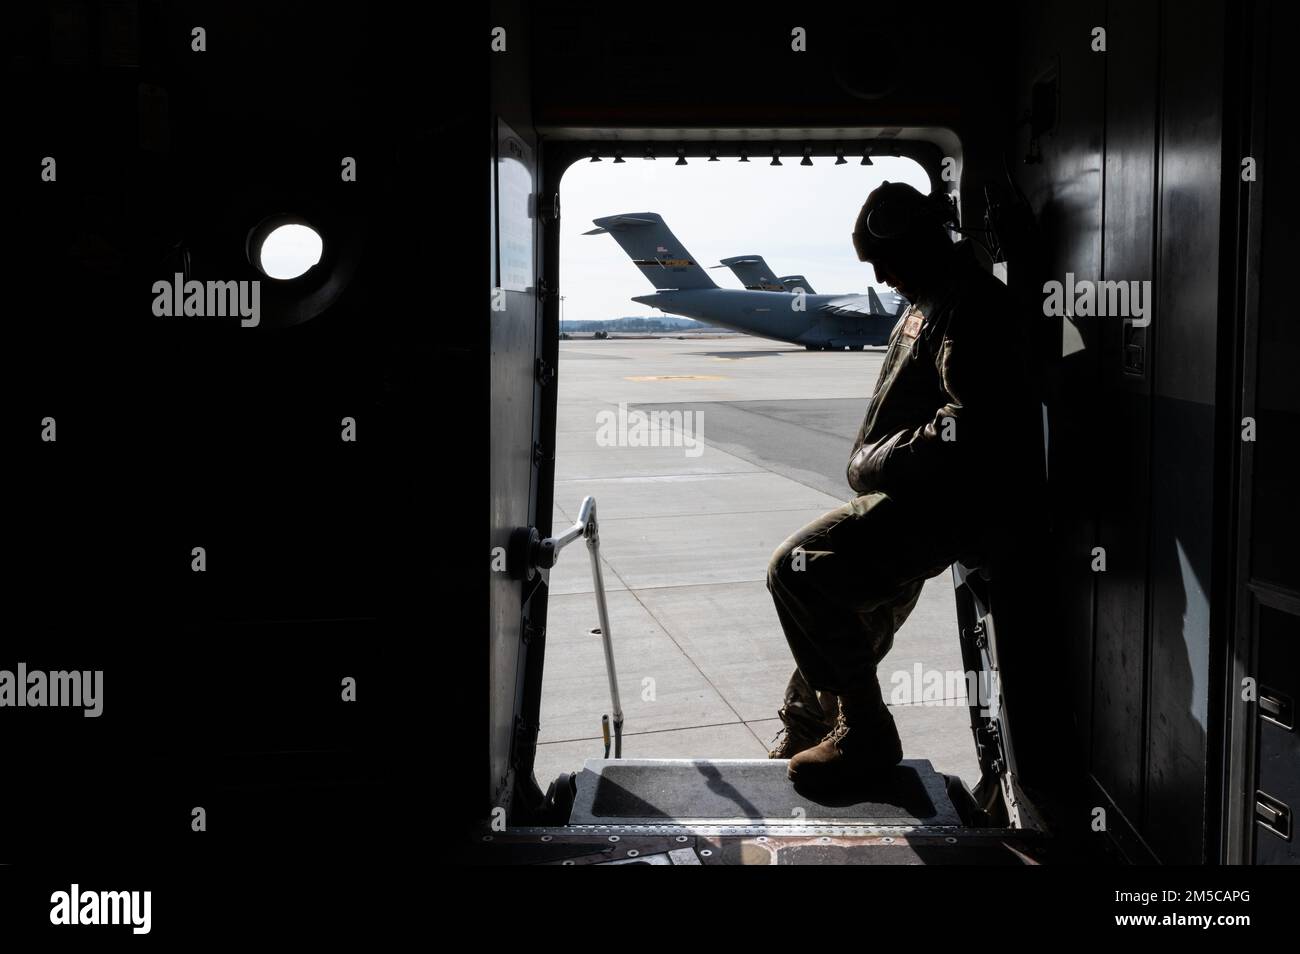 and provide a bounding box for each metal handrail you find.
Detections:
[538,496,624,757]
